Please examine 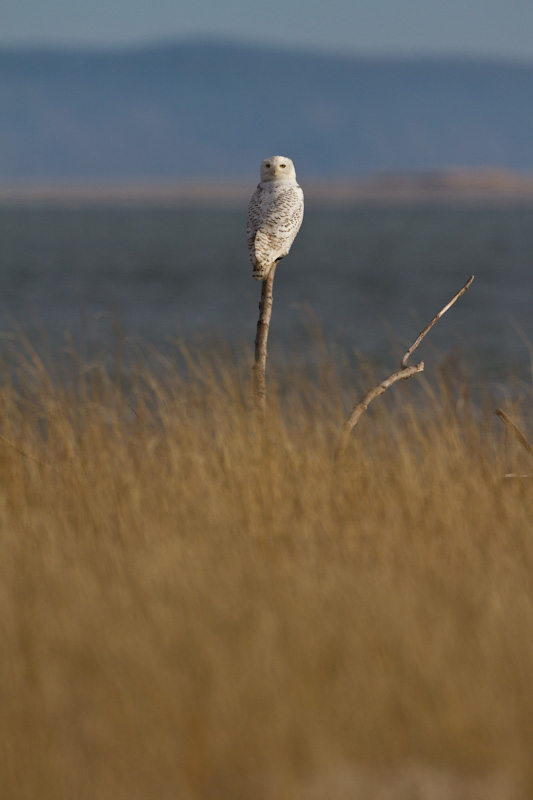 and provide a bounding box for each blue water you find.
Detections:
[0,205,531,380]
